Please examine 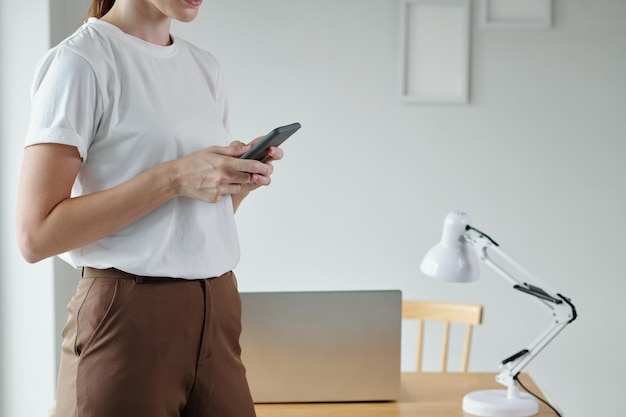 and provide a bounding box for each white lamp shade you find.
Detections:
[420,211,479,282]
